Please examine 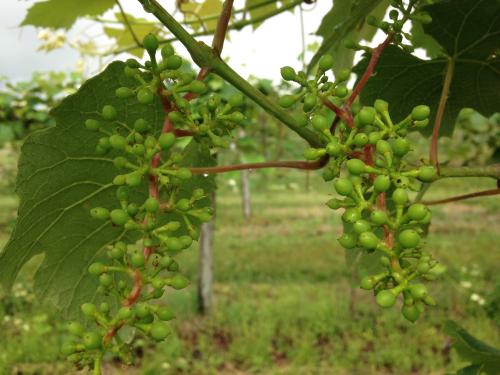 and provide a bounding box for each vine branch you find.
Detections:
[115,0,141,47]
